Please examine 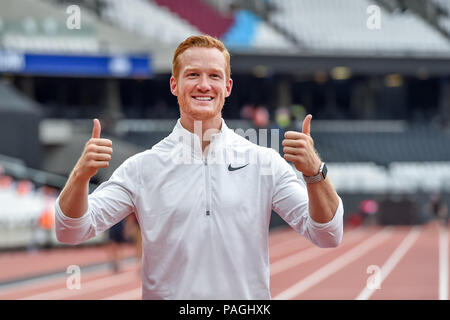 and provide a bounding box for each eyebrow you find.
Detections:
[183,67,224,75]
